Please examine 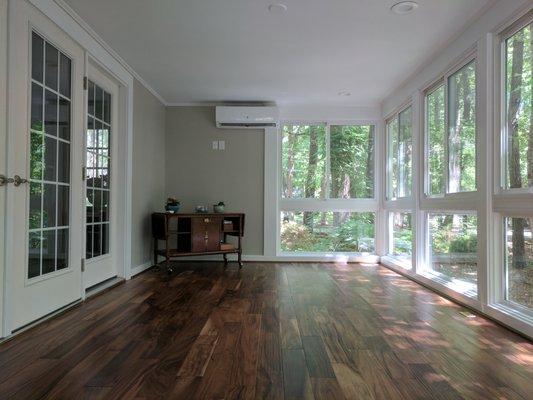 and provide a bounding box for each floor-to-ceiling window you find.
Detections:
[493,15,533,315]
[384,106,414,269]
[279,123,378,255]
[421,57,479,297]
